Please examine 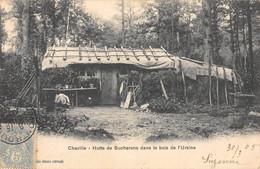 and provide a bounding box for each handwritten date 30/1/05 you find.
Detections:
[226,143,260,159]
[202,144,260,168]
